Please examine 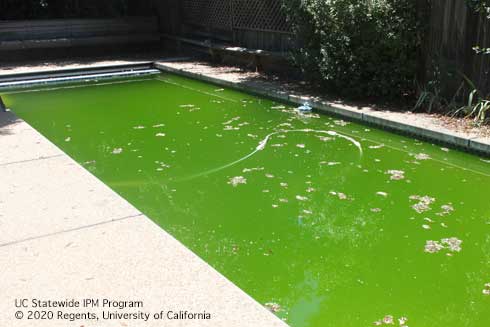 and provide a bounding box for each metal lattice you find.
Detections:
[232,0,291,33]
[181,0,291,33]
[182,0,232,30]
